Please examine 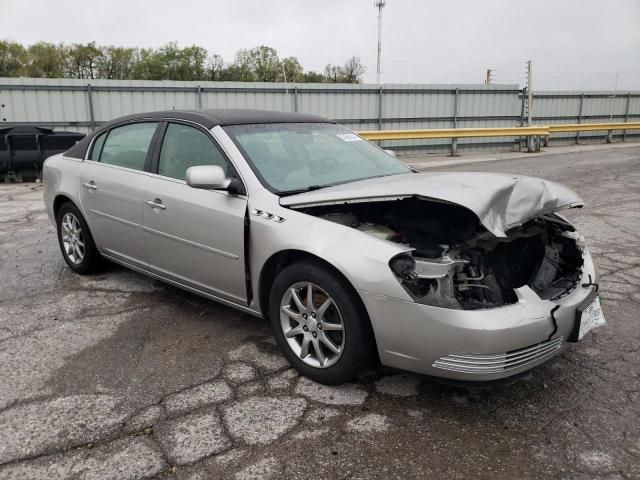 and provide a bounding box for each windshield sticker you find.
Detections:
[336,133,362,142]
